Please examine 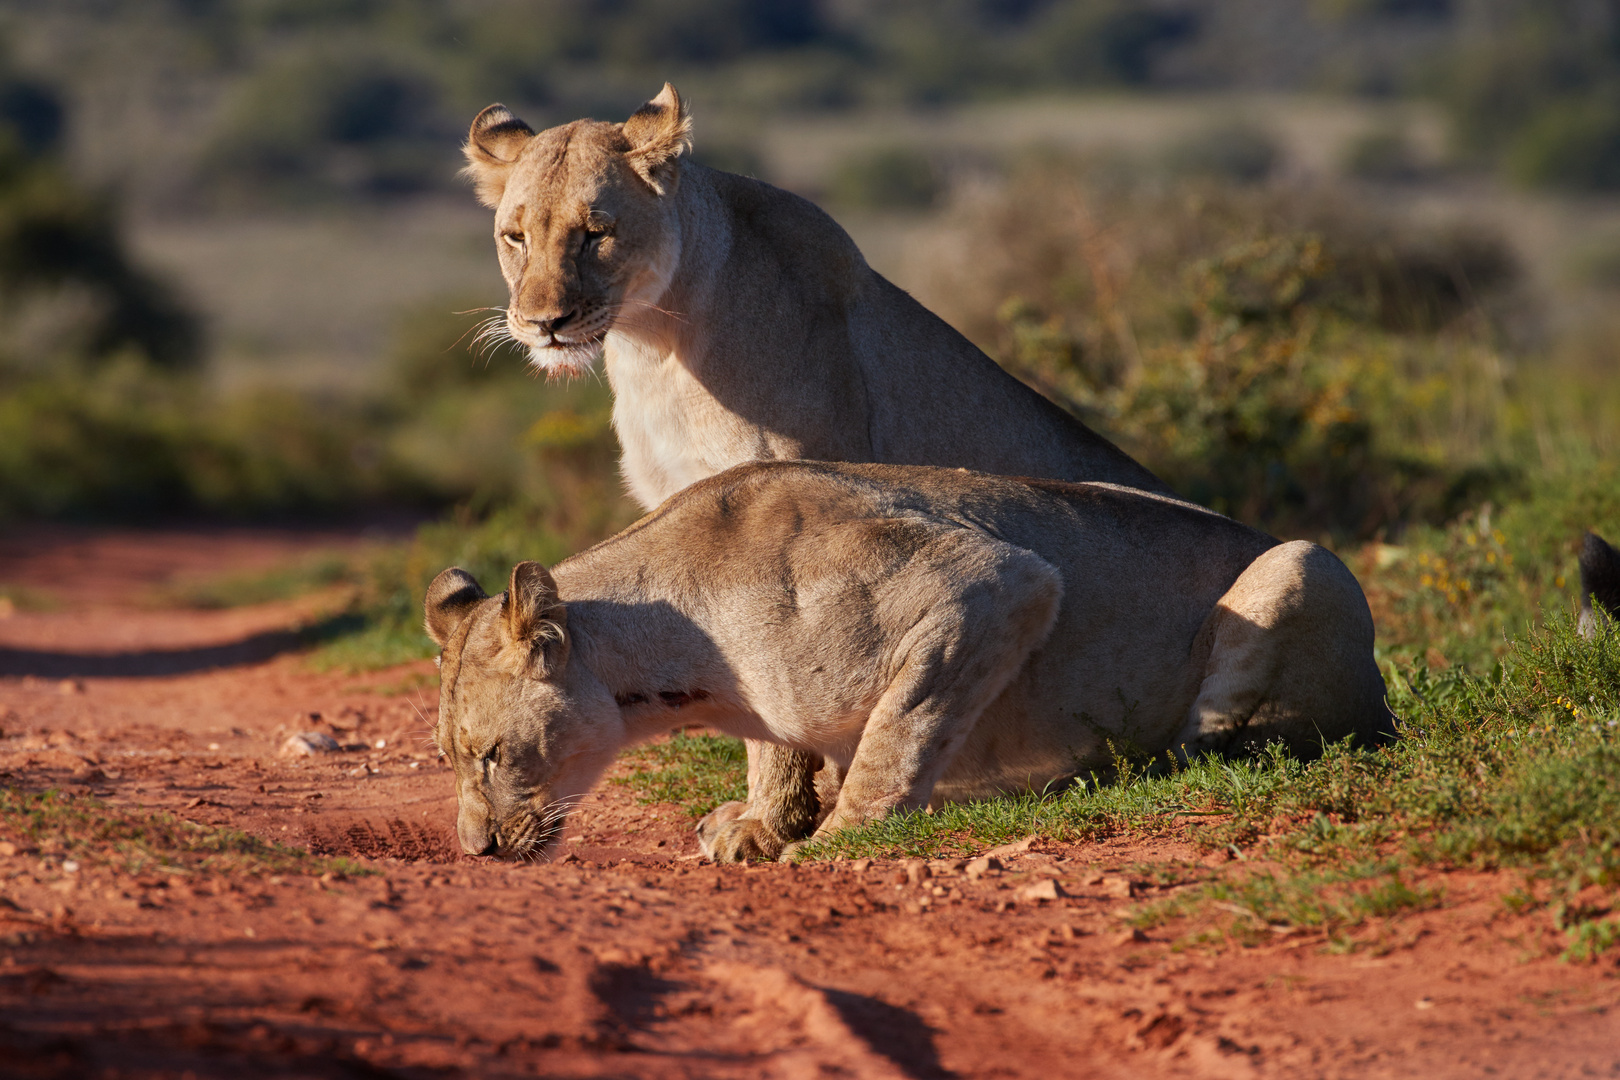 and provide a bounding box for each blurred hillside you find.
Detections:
[5,1,1620,208]
[0,1,1615,537]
